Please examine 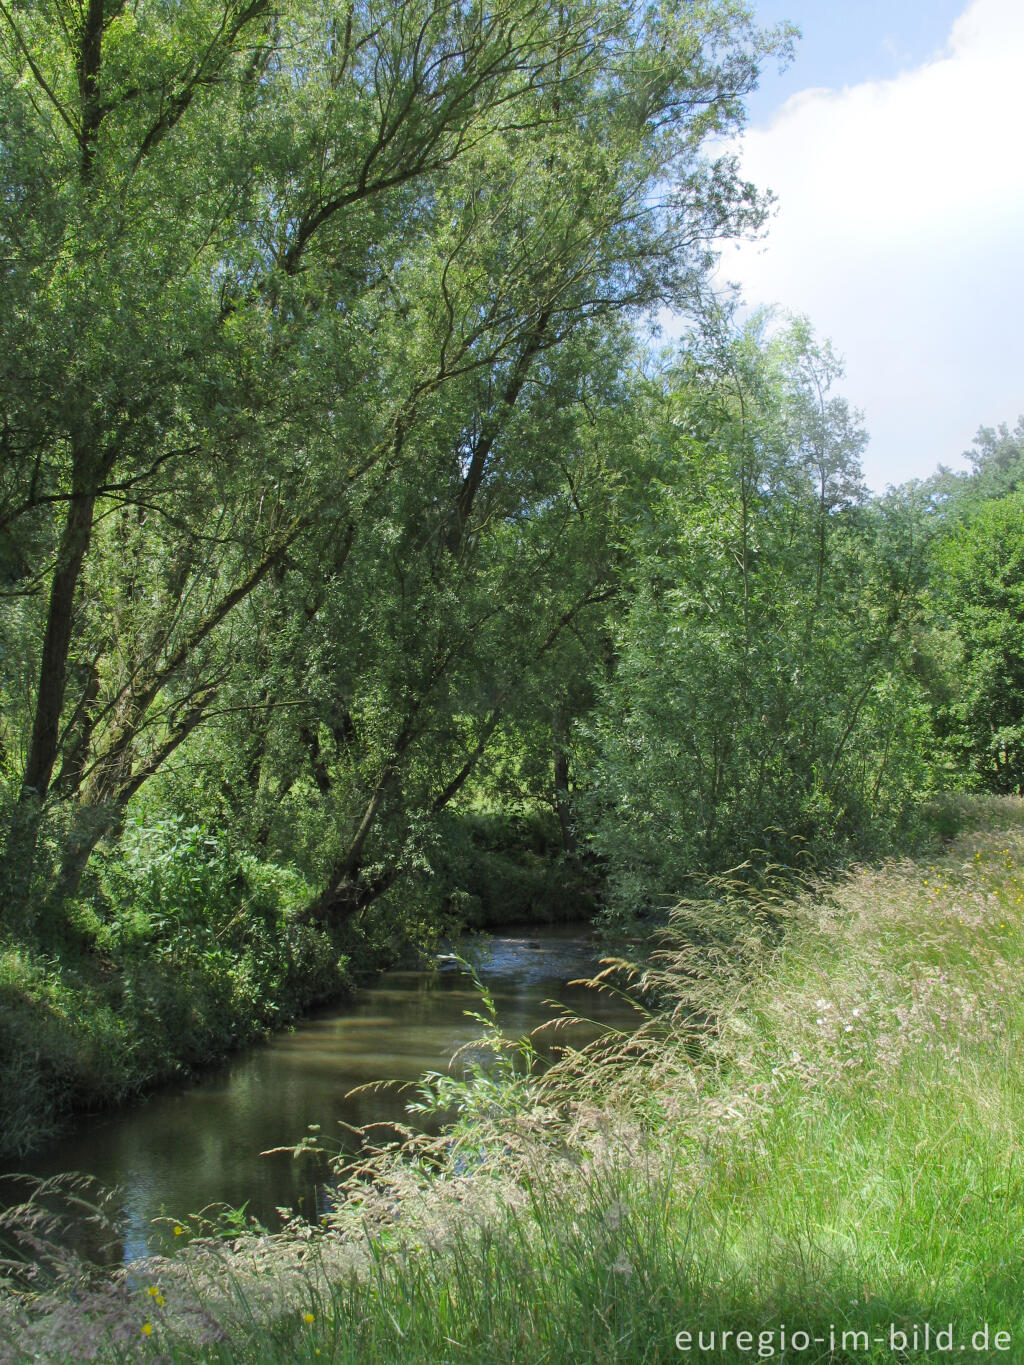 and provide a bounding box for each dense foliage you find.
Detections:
[581,318,931,913]
[0,0,785,936]
[1,0,1022,1153]
[921,423,1024,792]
